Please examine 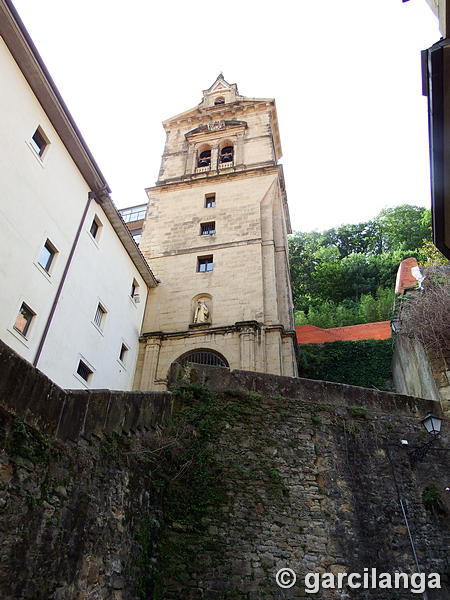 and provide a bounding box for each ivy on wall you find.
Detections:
[298,338,393,389]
